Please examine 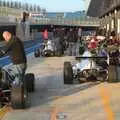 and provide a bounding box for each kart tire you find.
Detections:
[44,50,54,57]
[108,65,117,83]
[64,62,73,84]
[41,52,45,57]
[34,49,40,57]
[11,85,28,109]
[24,73,35,92]
[99,70,108,82]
